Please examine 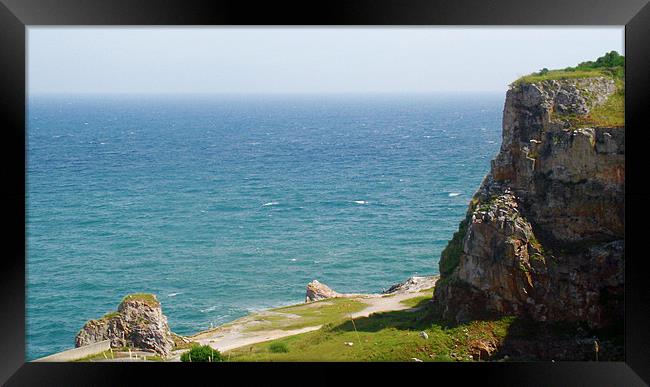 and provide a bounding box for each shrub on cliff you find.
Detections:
[180,345,223,362]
